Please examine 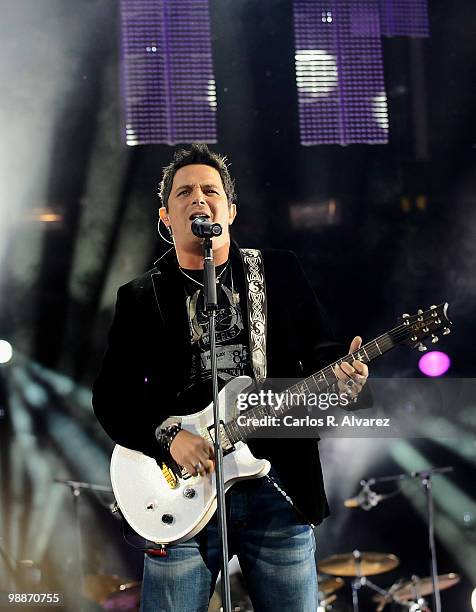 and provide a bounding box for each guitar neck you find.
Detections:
[225,328,401,445]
